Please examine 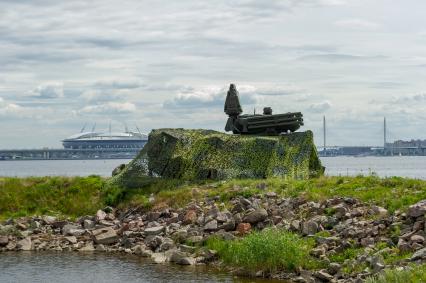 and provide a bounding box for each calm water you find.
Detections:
[321,156,426,179]
[1,156,426,179]
[0,159,130,177]
[0,252,266,283]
